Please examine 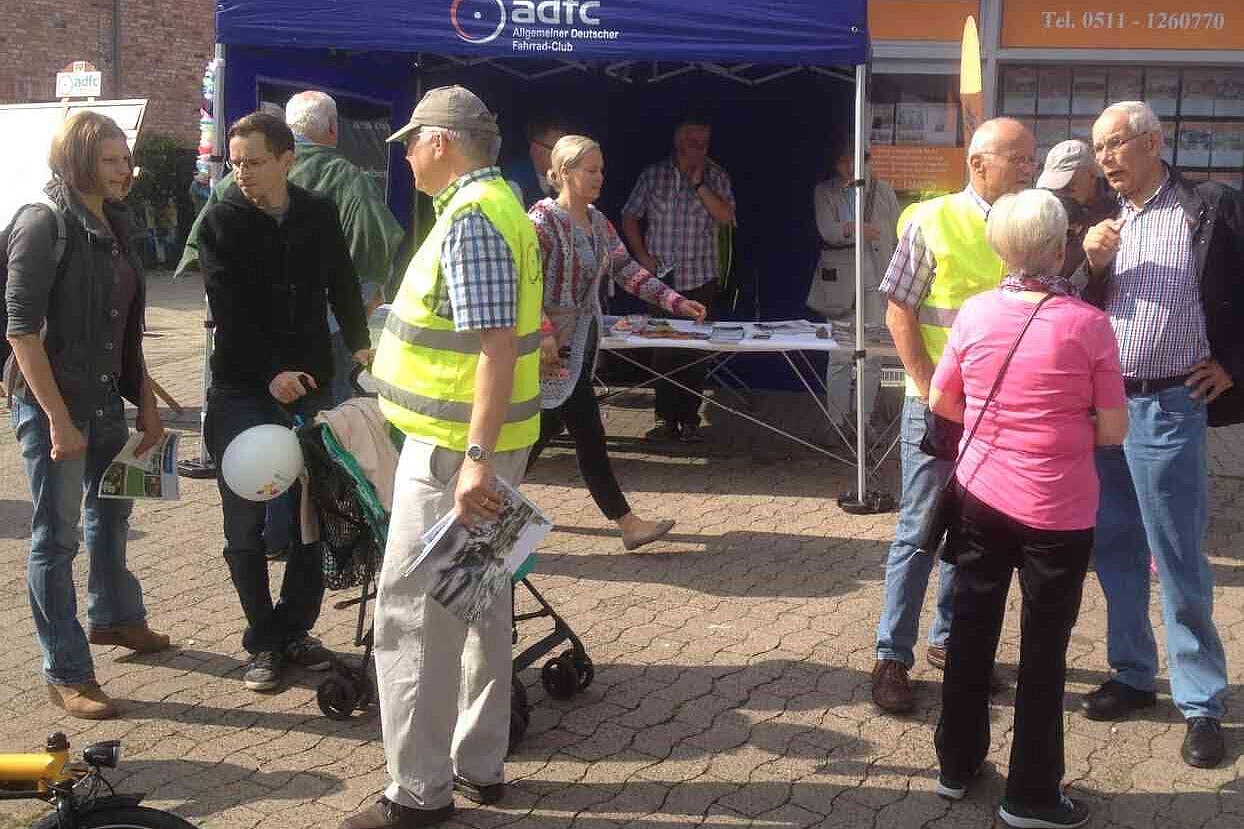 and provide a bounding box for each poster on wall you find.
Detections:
[870,145,967,194]
[895,103,927,144]
[1179,122,1214,167]
[871,104,896,146]
[1216,71,1244,117]
[1182,71,1217,117]
[1161,121,1177,165]
[1036,119,1069,162]
[1037,68,1071,115]
[1145,70,1180,117]
[923,103,958,146]
[1072,70,1107,116]
[1002,68,1037,115]
[1108,68,1143,104]
[1211,123,1244,168]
